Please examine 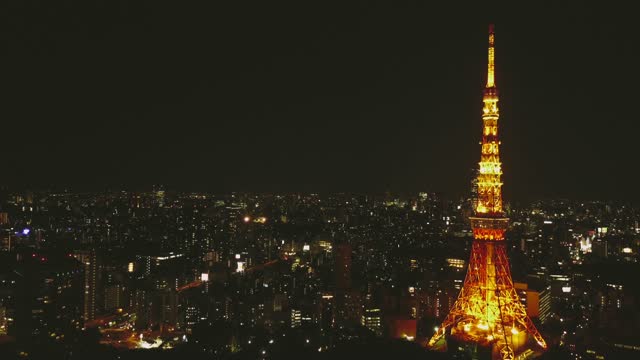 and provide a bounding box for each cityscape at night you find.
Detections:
[0,189,639,360]
[2,2,640,360]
